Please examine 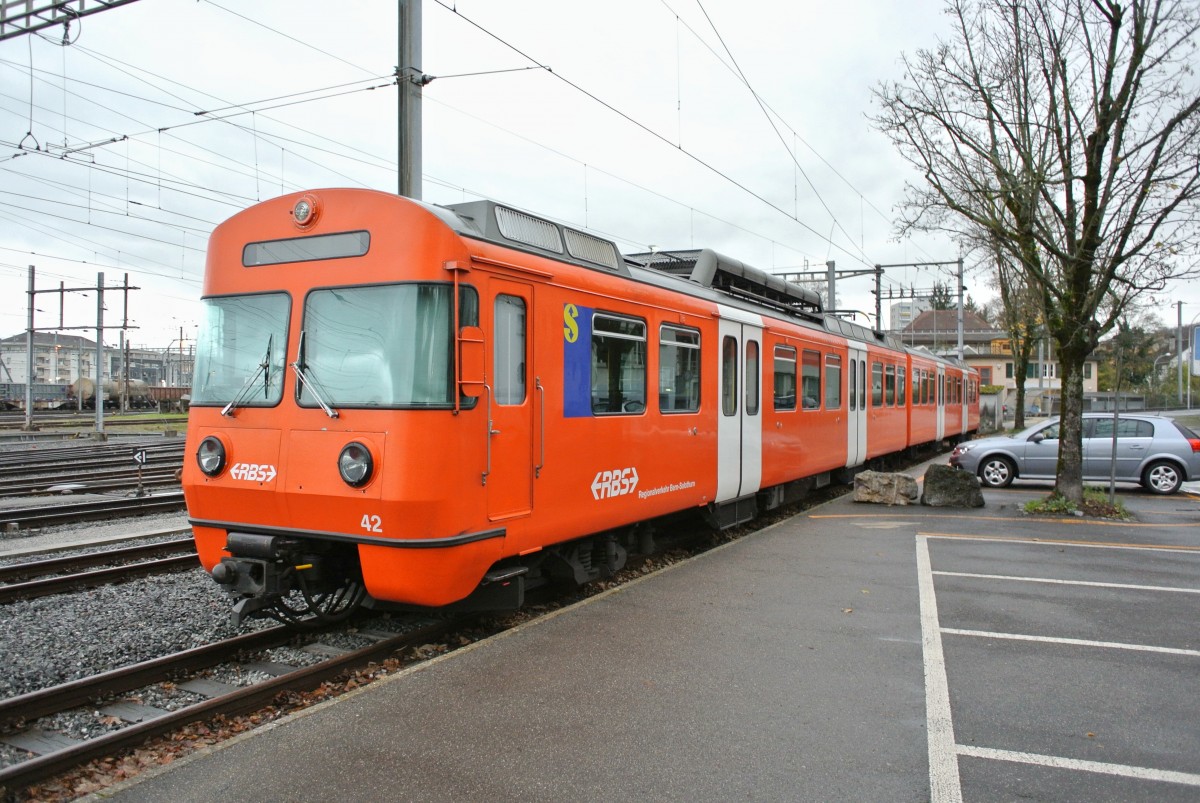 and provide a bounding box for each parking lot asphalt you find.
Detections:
[98,471,1200,802]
